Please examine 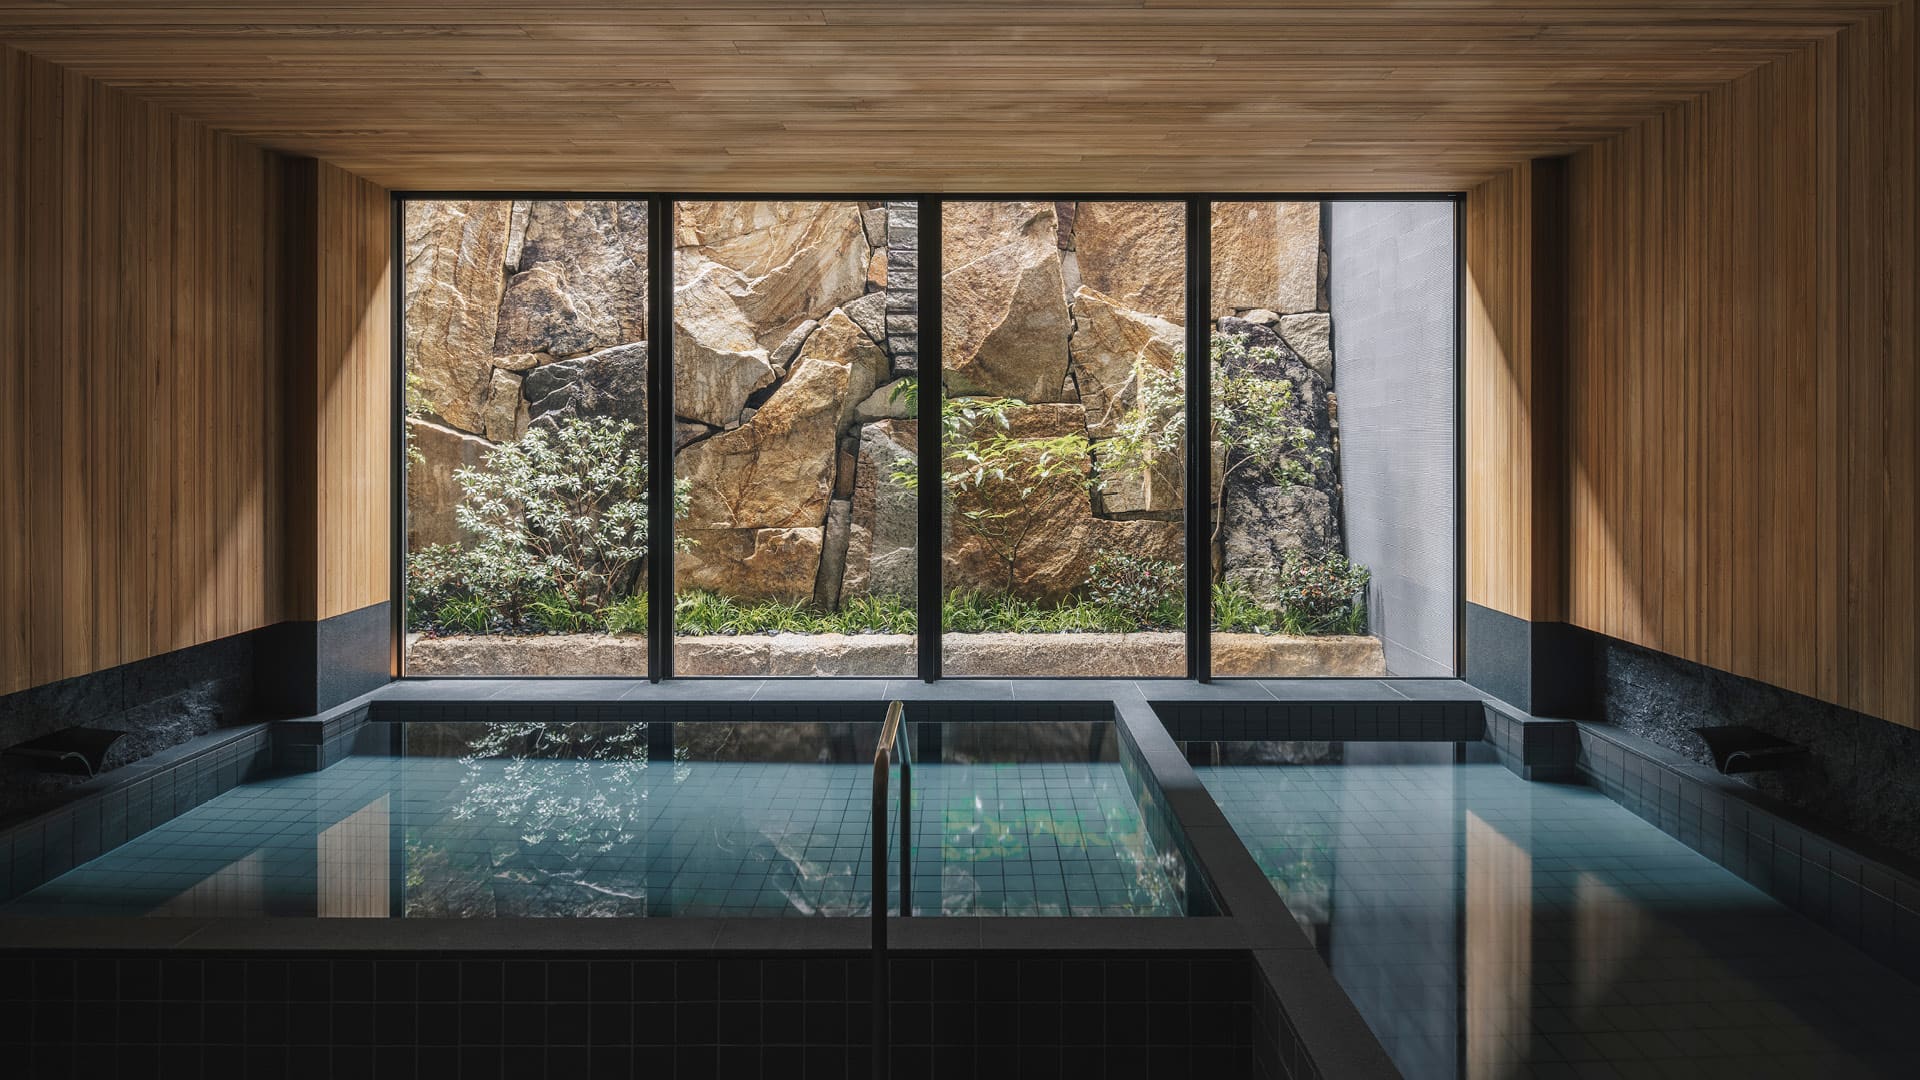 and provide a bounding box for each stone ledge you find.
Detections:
[404,631,1386,678]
